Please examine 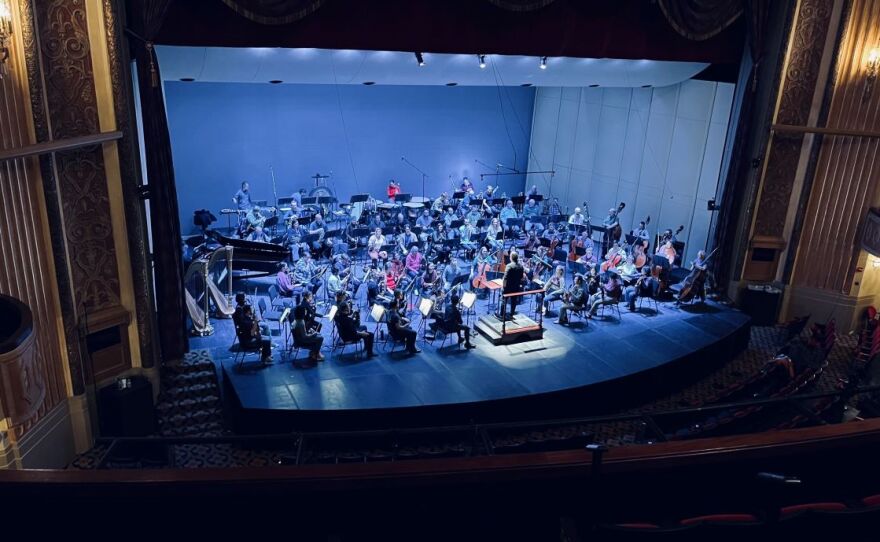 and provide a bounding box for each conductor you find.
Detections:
[498,251,525,321]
